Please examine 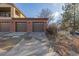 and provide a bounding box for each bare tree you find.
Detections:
[38,8,52,18]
